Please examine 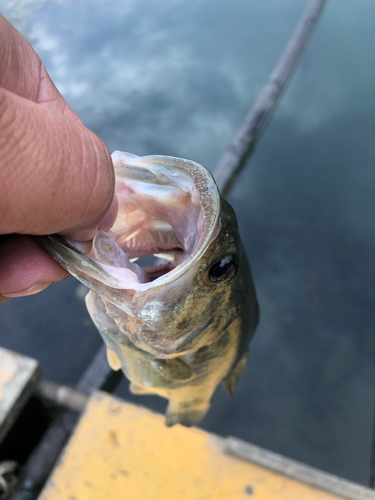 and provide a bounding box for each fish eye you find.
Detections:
[208,255,238,284]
